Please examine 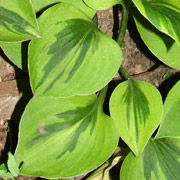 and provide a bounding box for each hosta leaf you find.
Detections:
[15,90,119,178]
[132,0,180,46]
[0,0,40,41]
[29,3,122,97]
[31,0,59,11]
[0,2,95,71]
[84,0,121,10]
[110,79,163,156]
[156,81,180,138]
[121,138,180,180]
[32,0,96,18]
[7,152,19,177]
[0,41,28,71]
[133,8,180,70]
